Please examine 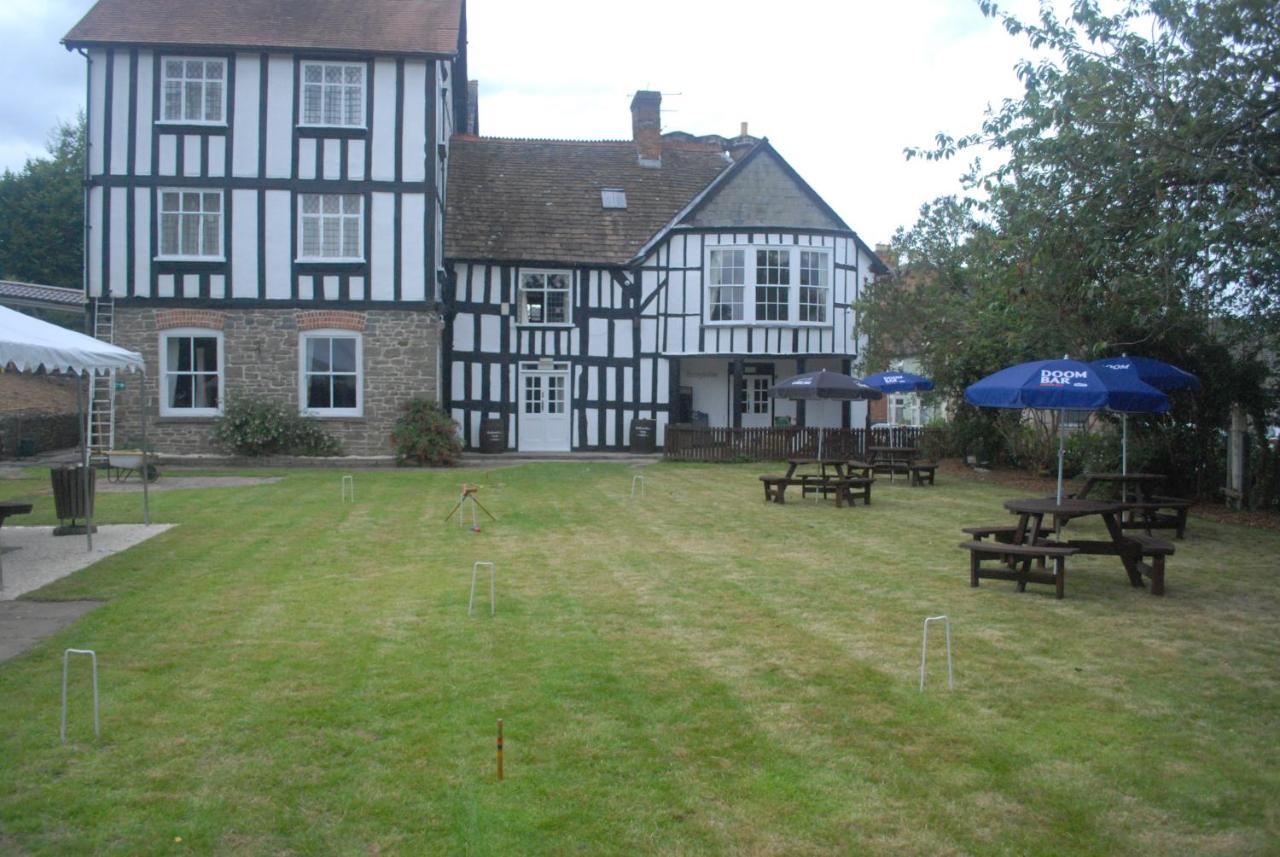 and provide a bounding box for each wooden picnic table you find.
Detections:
[759,458,874,507]
[0,501,34,592]
[866,446,921,482]
[1074,472,1192,538]
[1002,497,1171,594]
